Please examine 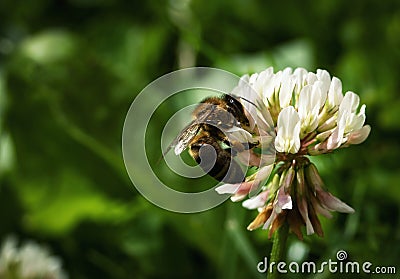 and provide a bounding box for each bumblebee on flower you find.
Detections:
[216,67,371,239]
